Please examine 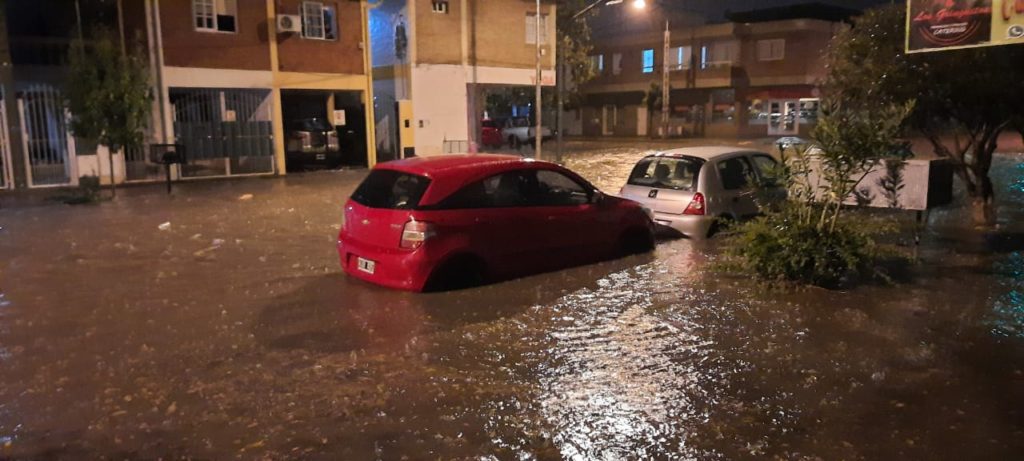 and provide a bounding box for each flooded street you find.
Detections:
[1,142,1023,460]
